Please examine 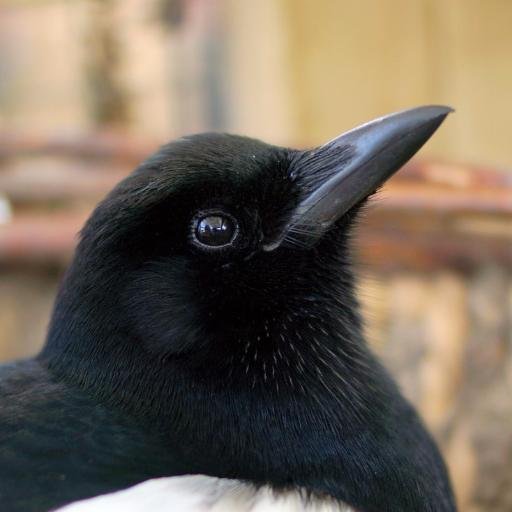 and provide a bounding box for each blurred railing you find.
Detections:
[0,131,510,269]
